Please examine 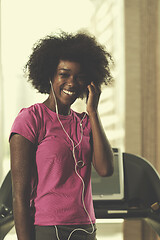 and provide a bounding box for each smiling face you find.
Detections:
[51,60,87,113]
